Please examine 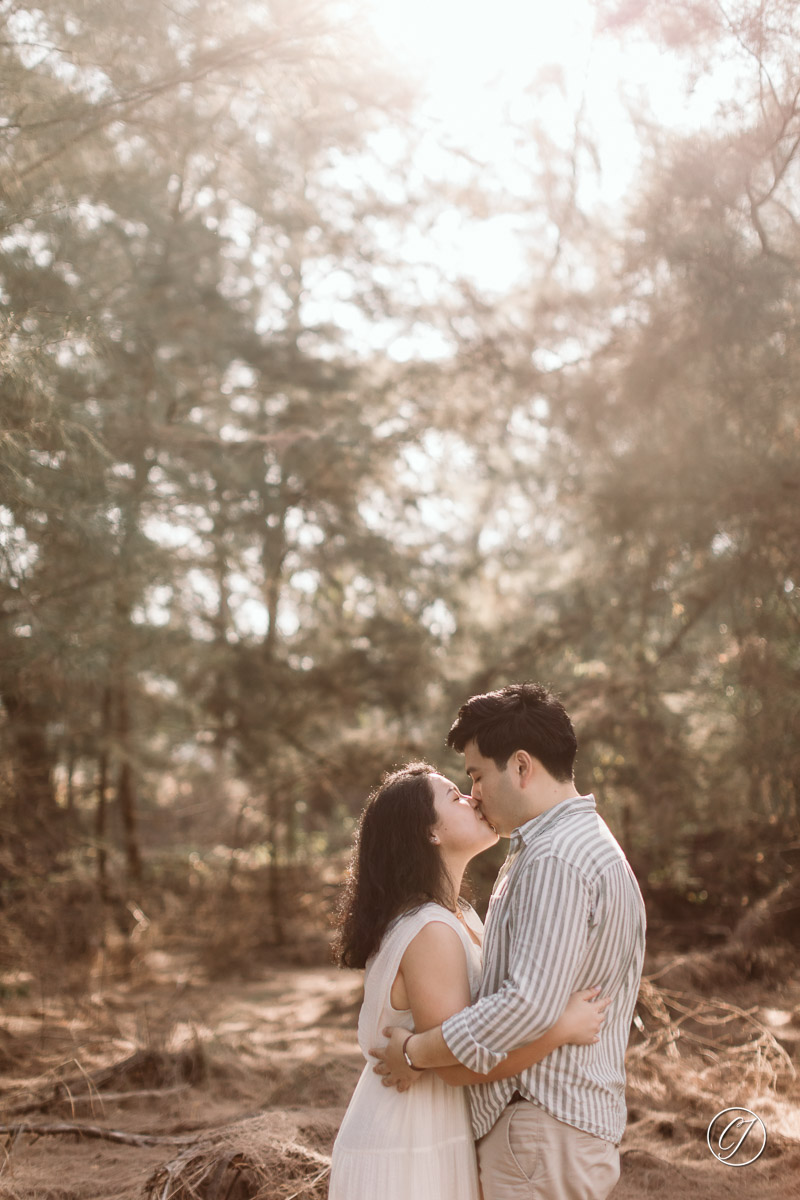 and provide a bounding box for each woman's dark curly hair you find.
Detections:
[334,762,456,969]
